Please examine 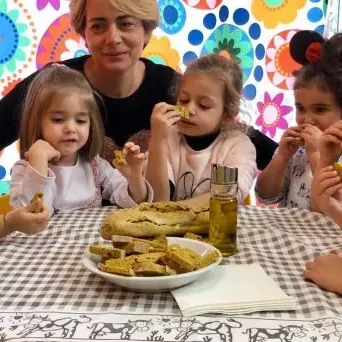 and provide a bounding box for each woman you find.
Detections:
[0,0,276,170]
